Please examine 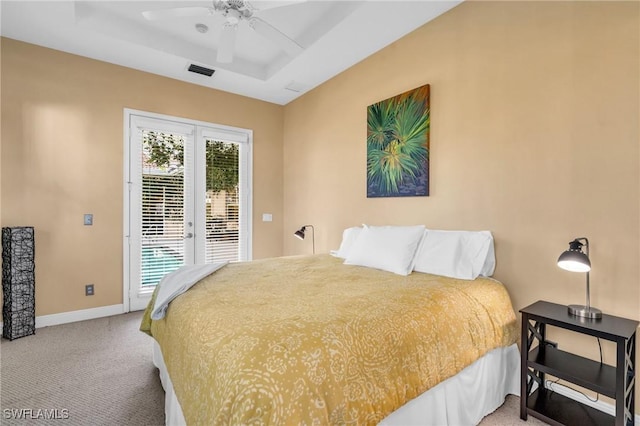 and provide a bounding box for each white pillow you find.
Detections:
[344,225,425,276]
[413,230,495,280]
[333,226,363,259]
[480,237,496,276]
